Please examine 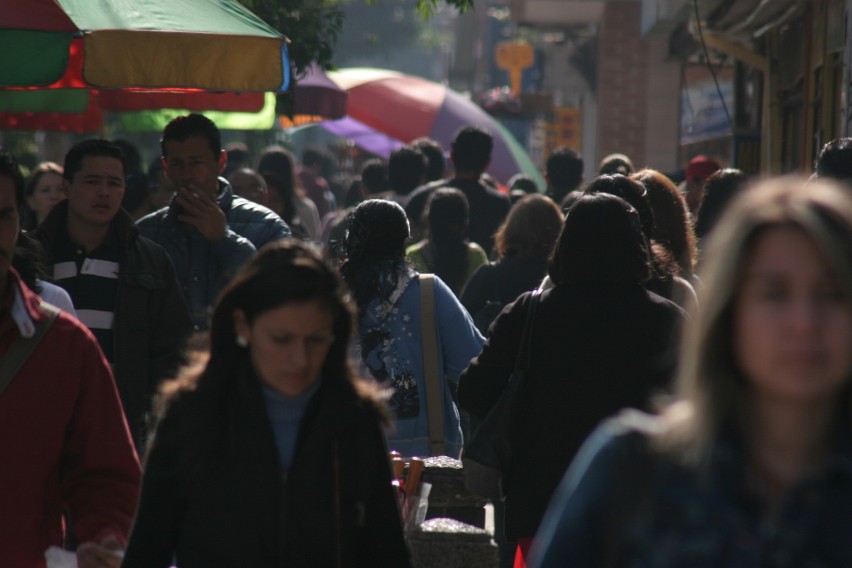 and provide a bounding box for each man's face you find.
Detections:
[0,175,20,282]
[228,170,268,205]
[64,156,125,230]
[163,136,226,199]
